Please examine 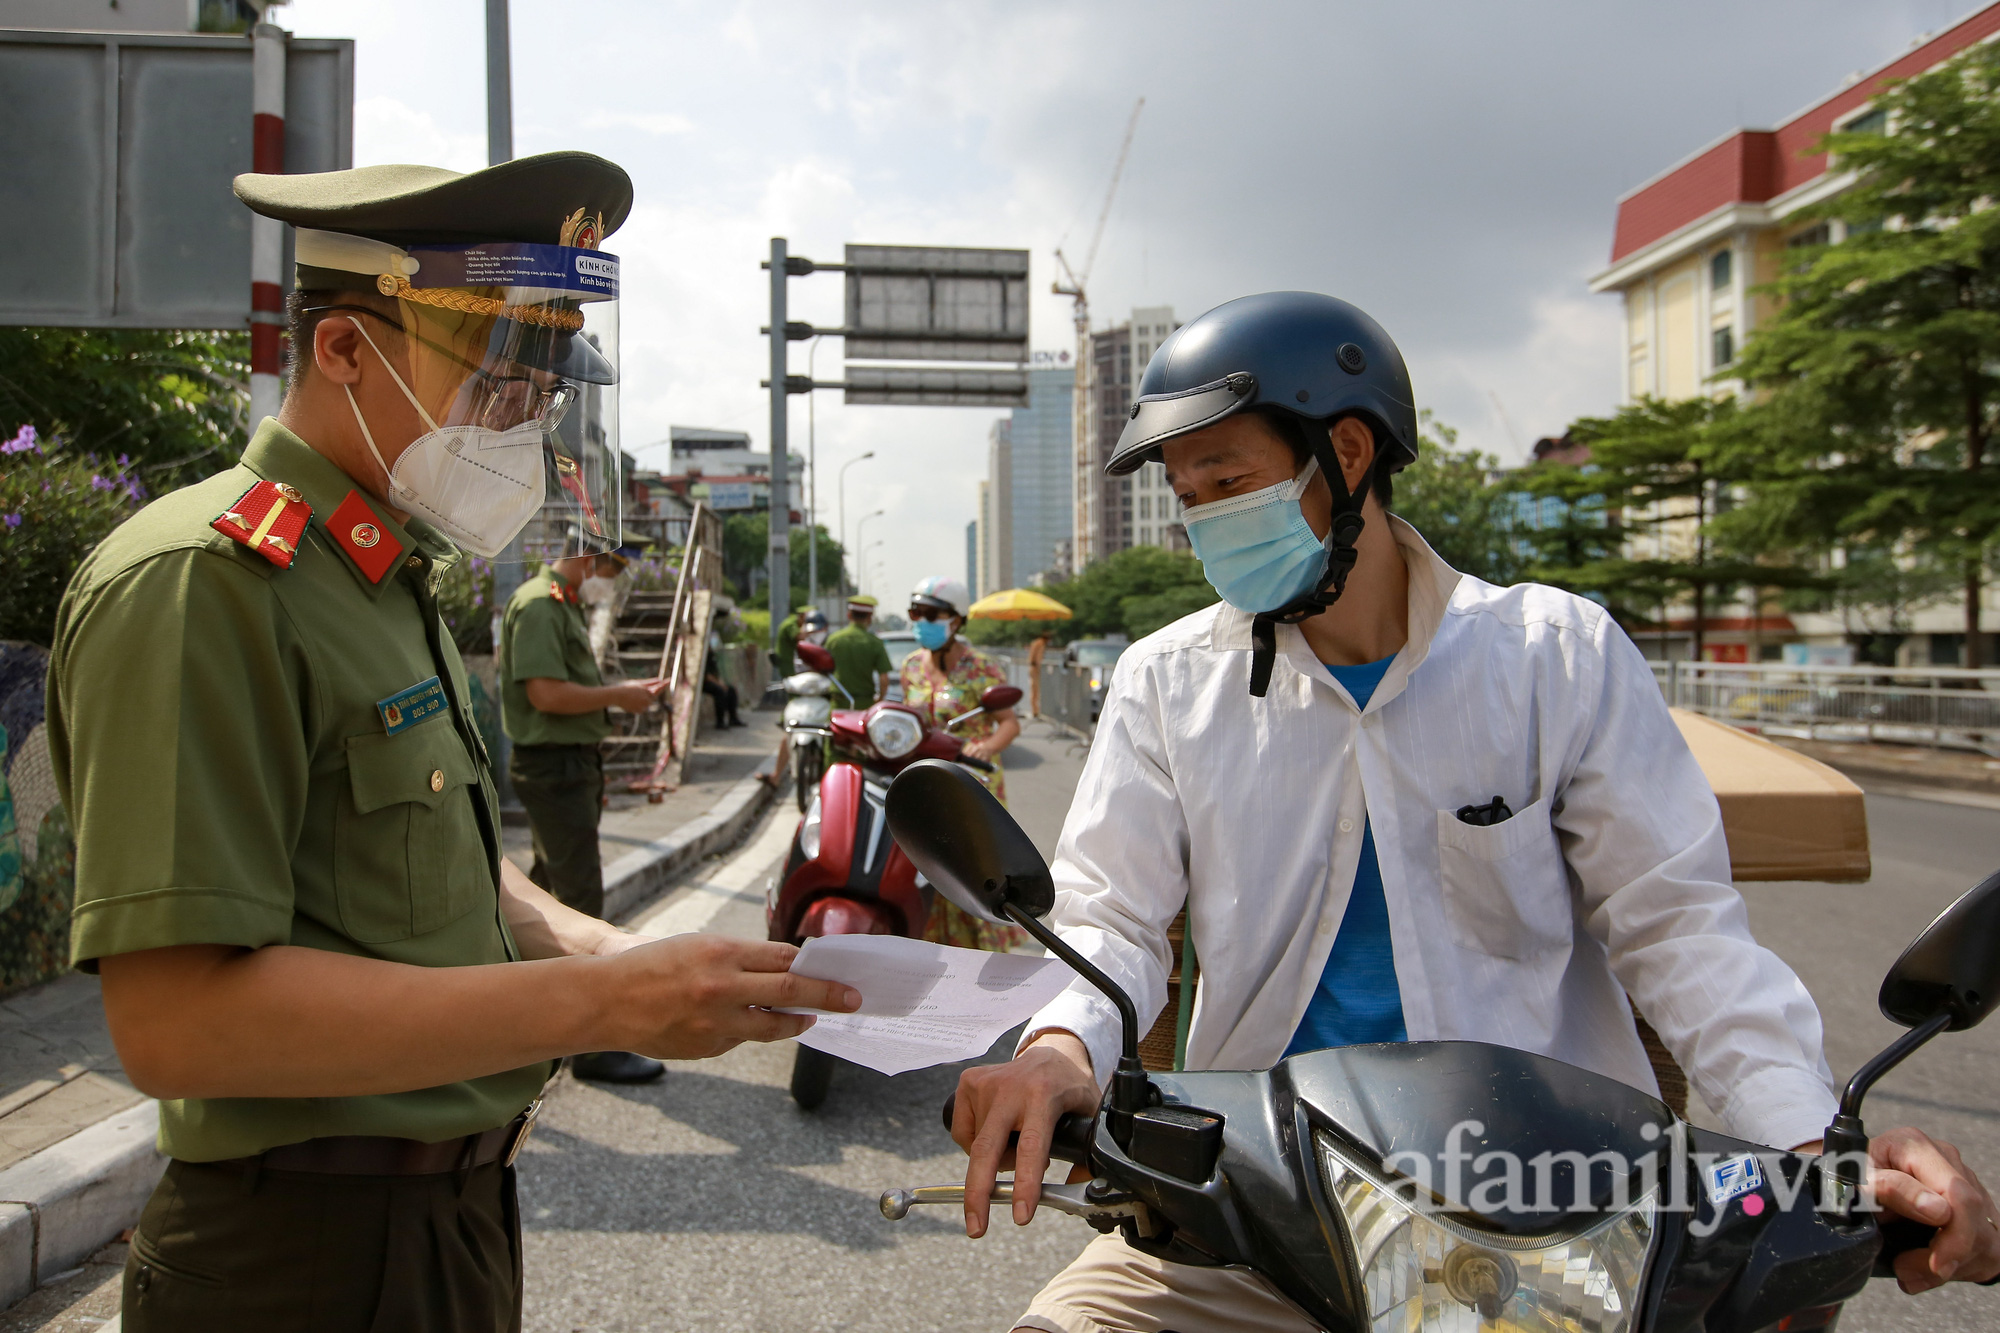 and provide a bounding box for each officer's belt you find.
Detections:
[208,1101,540,1176]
